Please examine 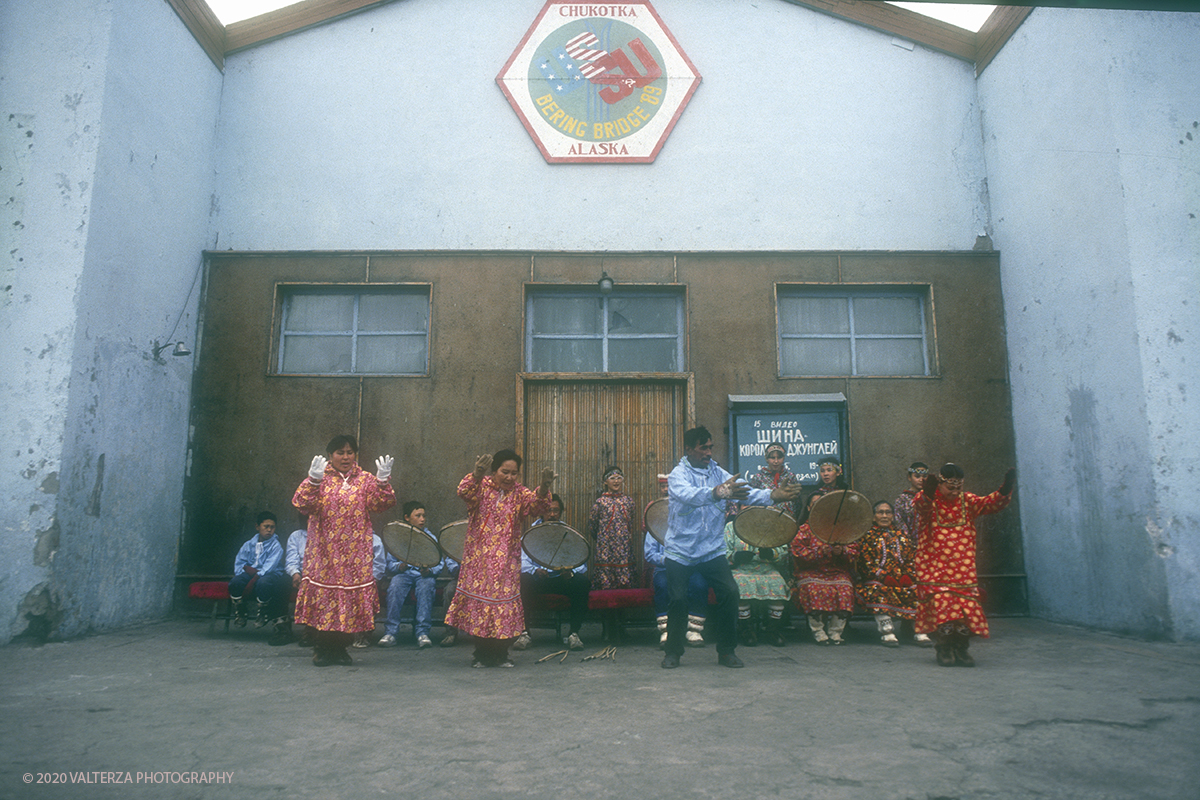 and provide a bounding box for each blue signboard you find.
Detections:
[728,394,848,485]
